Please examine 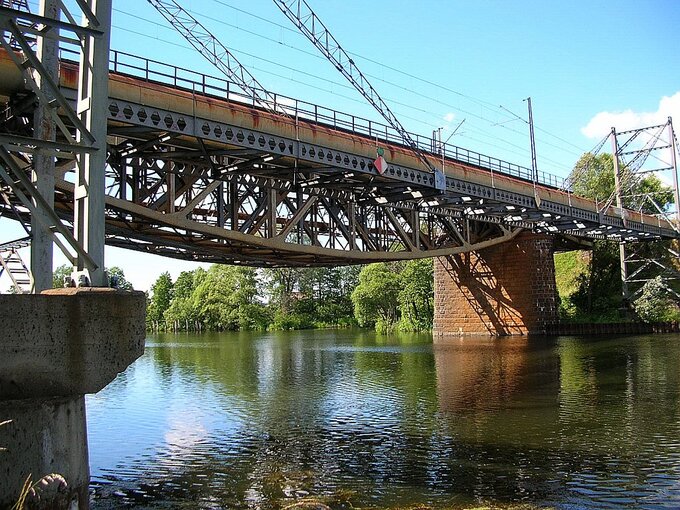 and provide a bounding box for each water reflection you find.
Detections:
[87,331,680,509]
